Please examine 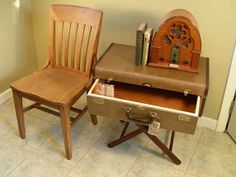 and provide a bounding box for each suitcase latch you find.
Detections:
[184,89,191,96]
[107,78,113,83]
[143,83,152,87]
[92,98,104,104]
[178,115,191,122]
